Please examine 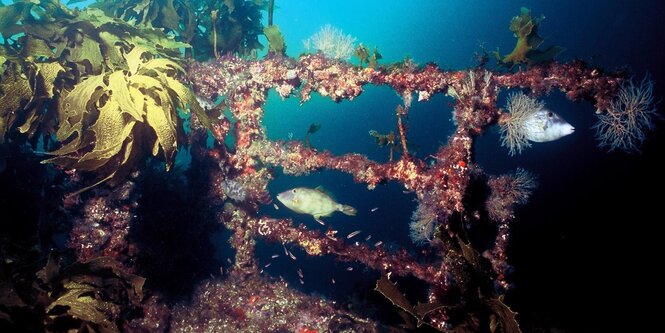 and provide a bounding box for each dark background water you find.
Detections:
[261,1,665,331]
